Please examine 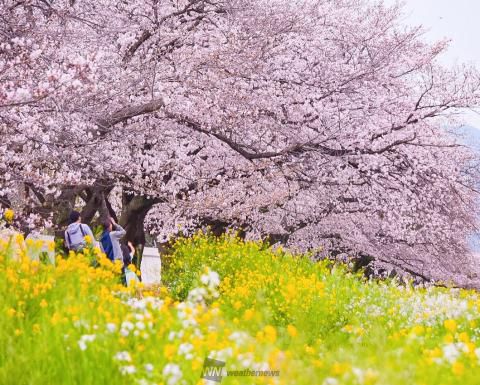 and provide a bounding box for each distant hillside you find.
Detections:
[457,126,480,252]
[457,125,480,152]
